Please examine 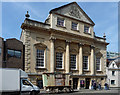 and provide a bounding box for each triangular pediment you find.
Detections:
[34,43,47,48]
[50,2,95,25]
